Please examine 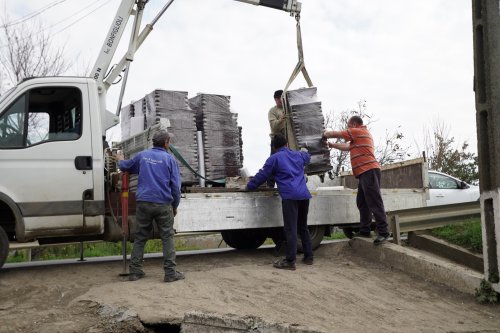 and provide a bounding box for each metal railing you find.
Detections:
[388,201,481,245]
